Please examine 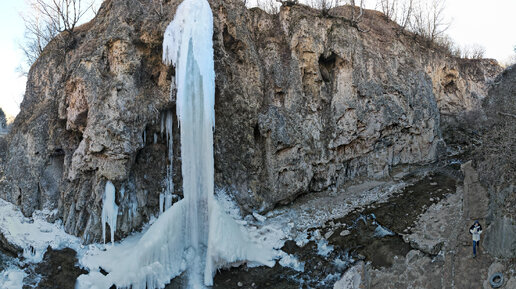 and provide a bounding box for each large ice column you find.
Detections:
[162,0,215,129]
[101,181,118,245]
[163,0,215,286]
[165,0,276,285]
